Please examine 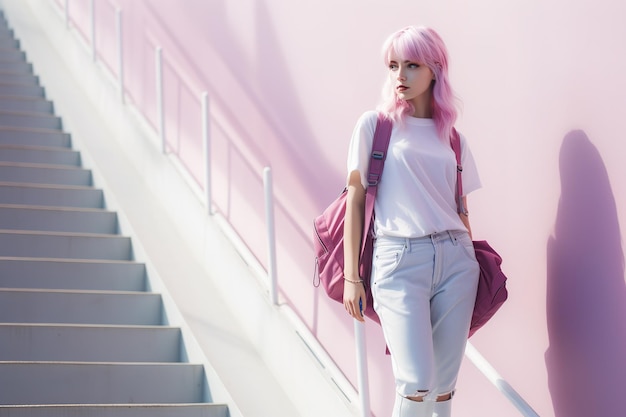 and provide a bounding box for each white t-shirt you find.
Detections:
[346,111,481,238]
